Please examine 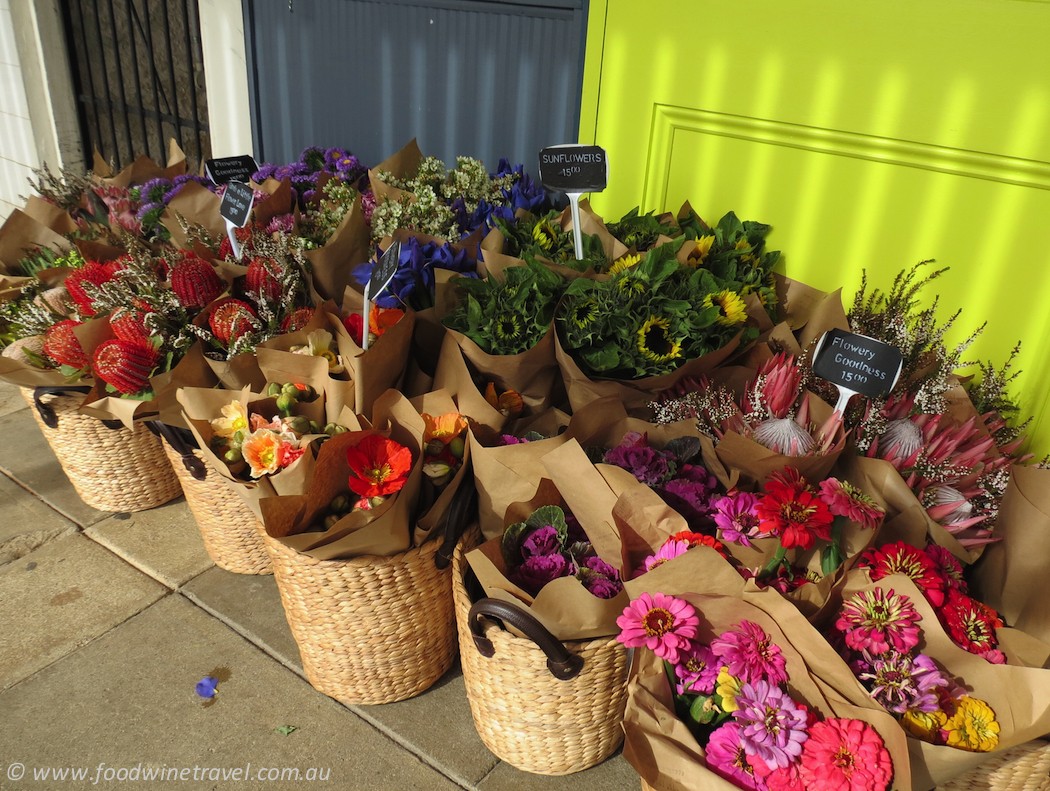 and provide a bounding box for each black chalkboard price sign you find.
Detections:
[205,155,259,185]
[366,240,402,304]
[812,328,903,399]
[538,145,608,194]
[219,181,254,228]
